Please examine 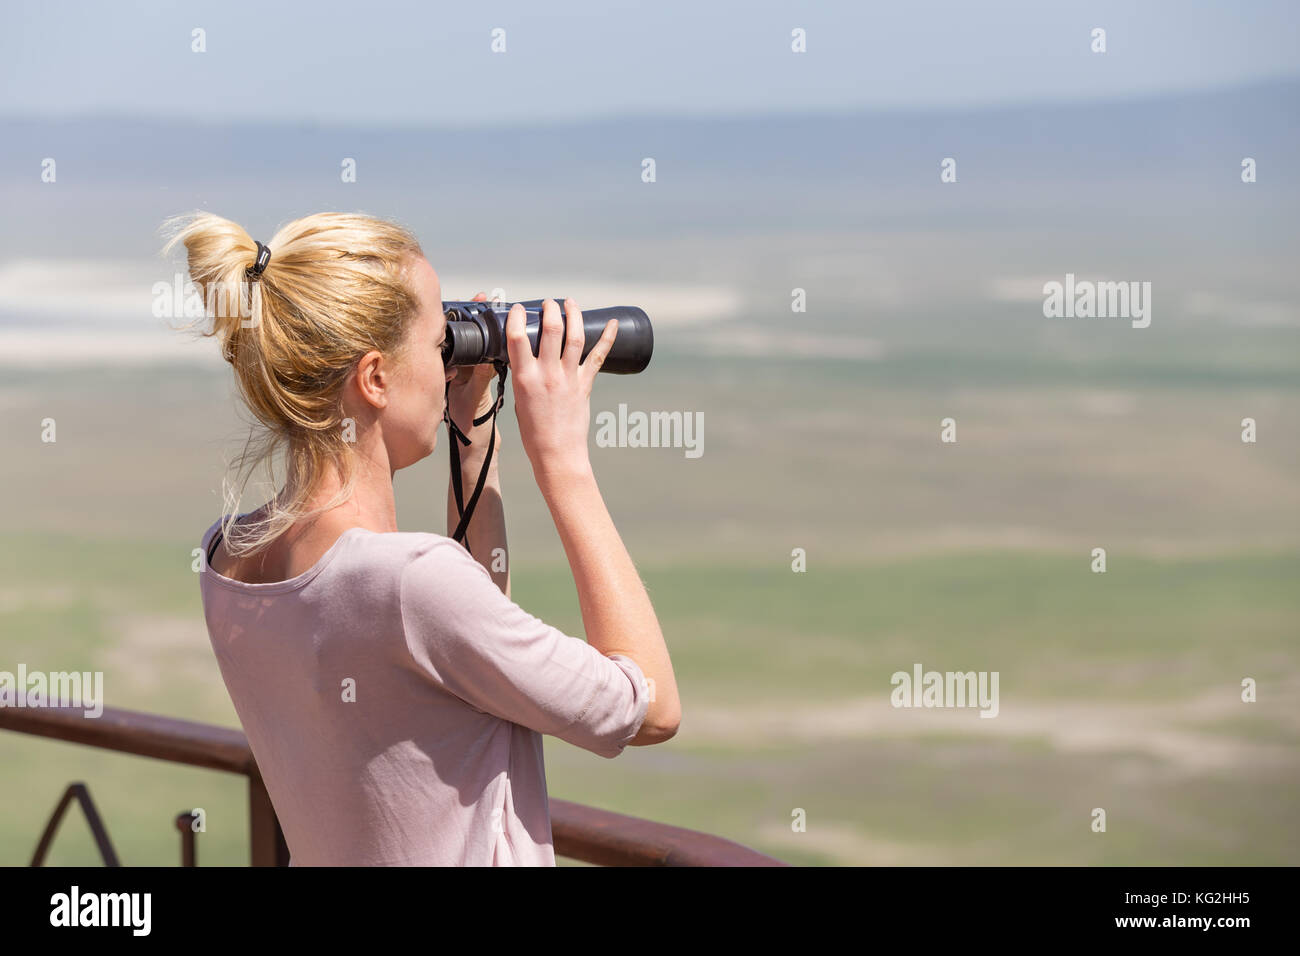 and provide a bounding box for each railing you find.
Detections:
[0,704,788,867]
